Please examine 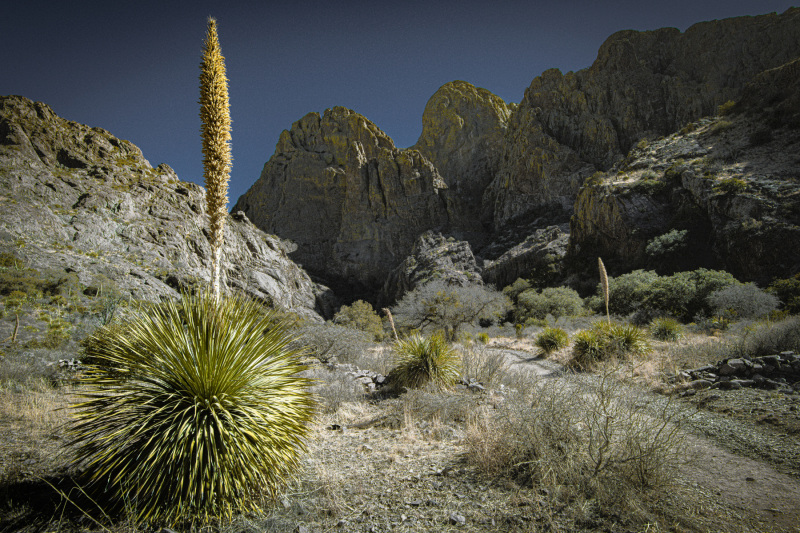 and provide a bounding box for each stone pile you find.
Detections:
[676,351,800,395]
